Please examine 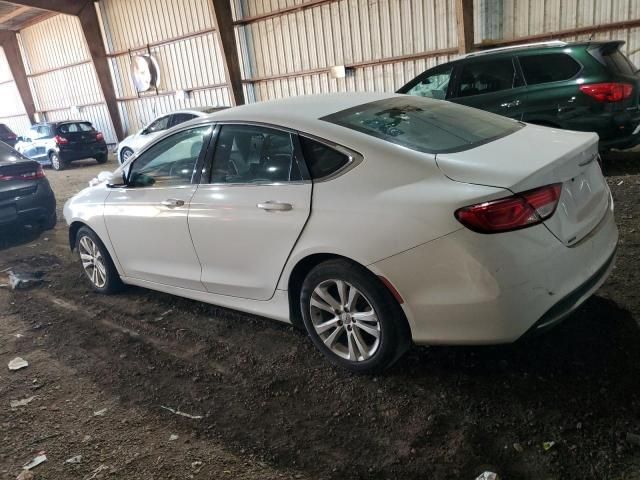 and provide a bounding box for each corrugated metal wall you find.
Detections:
[18,14,117,143]
[475,0,640,66]
[97,0,231,136]
[0,47,30,136]
[233,0,459,102]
